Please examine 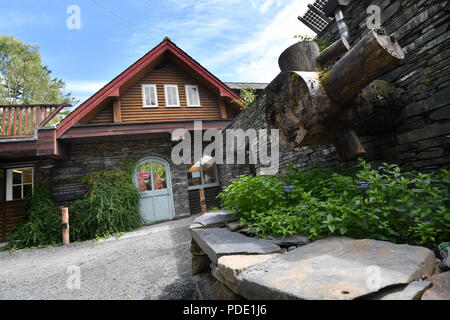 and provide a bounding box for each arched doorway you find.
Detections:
[134,157,174,224]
